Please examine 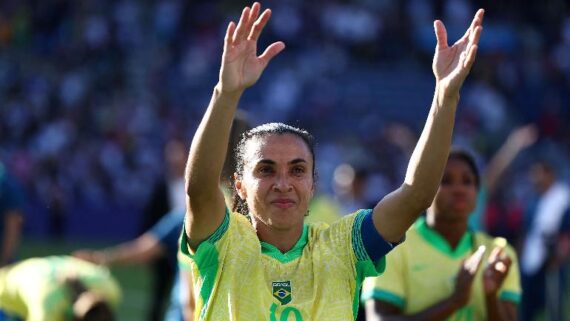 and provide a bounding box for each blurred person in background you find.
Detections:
[473,124,538,232]
[139,138,188,321]
[520,158,570,321]
[0,255,121,321]
[0,162,25,267]
[73,209,191,321]
[363,149,521,321]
